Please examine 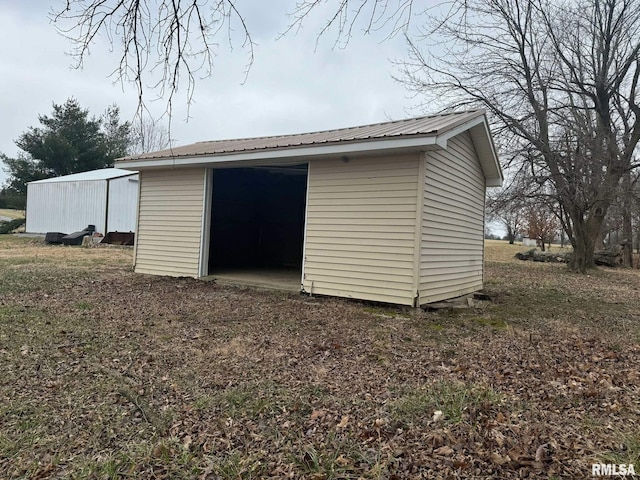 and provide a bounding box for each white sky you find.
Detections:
[0,1,422,185]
